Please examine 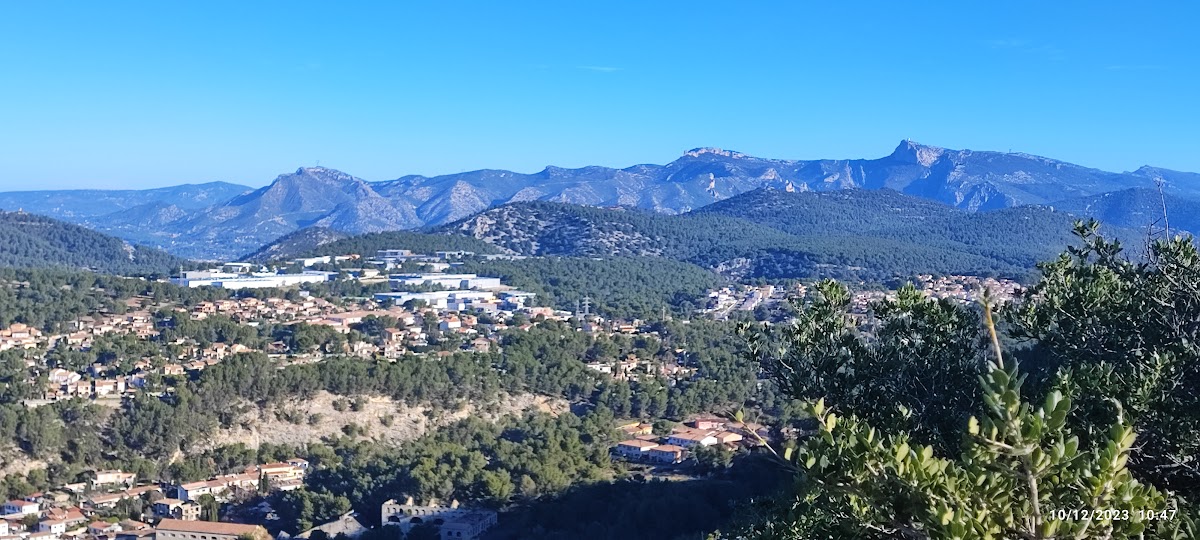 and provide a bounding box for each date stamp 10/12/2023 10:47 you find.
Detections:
[1051,508,1177,522]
